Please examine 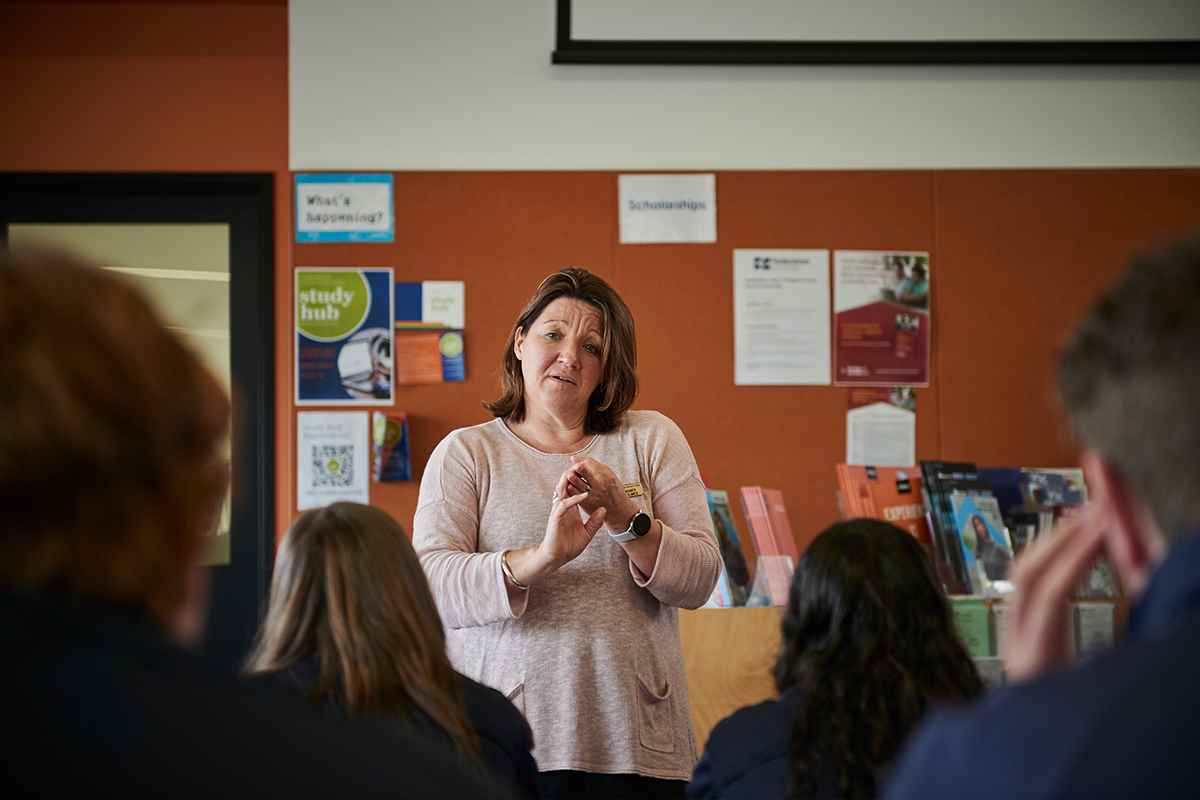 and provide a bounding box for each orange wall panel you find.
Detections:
[933,169,1200,467]
[289,169,1200,562]
[0,1,294,538]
